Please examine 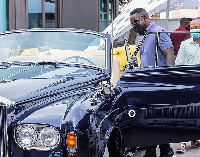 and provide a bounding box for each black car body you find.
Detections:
[0,29,113,157]
[0,29,200,157]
